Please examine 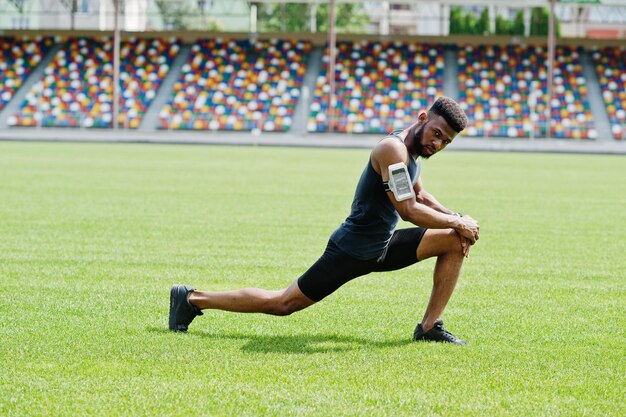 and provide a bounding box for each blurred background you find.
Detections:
[0,0,624,142]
